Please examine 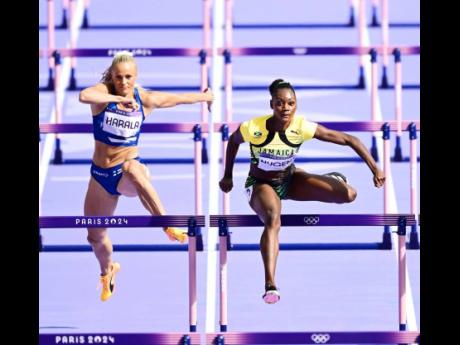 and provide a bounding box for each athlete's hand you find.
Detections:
[119,96,140,111]
[373,168,385,188]
[204,88,213,113]
[219,176,233,193]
